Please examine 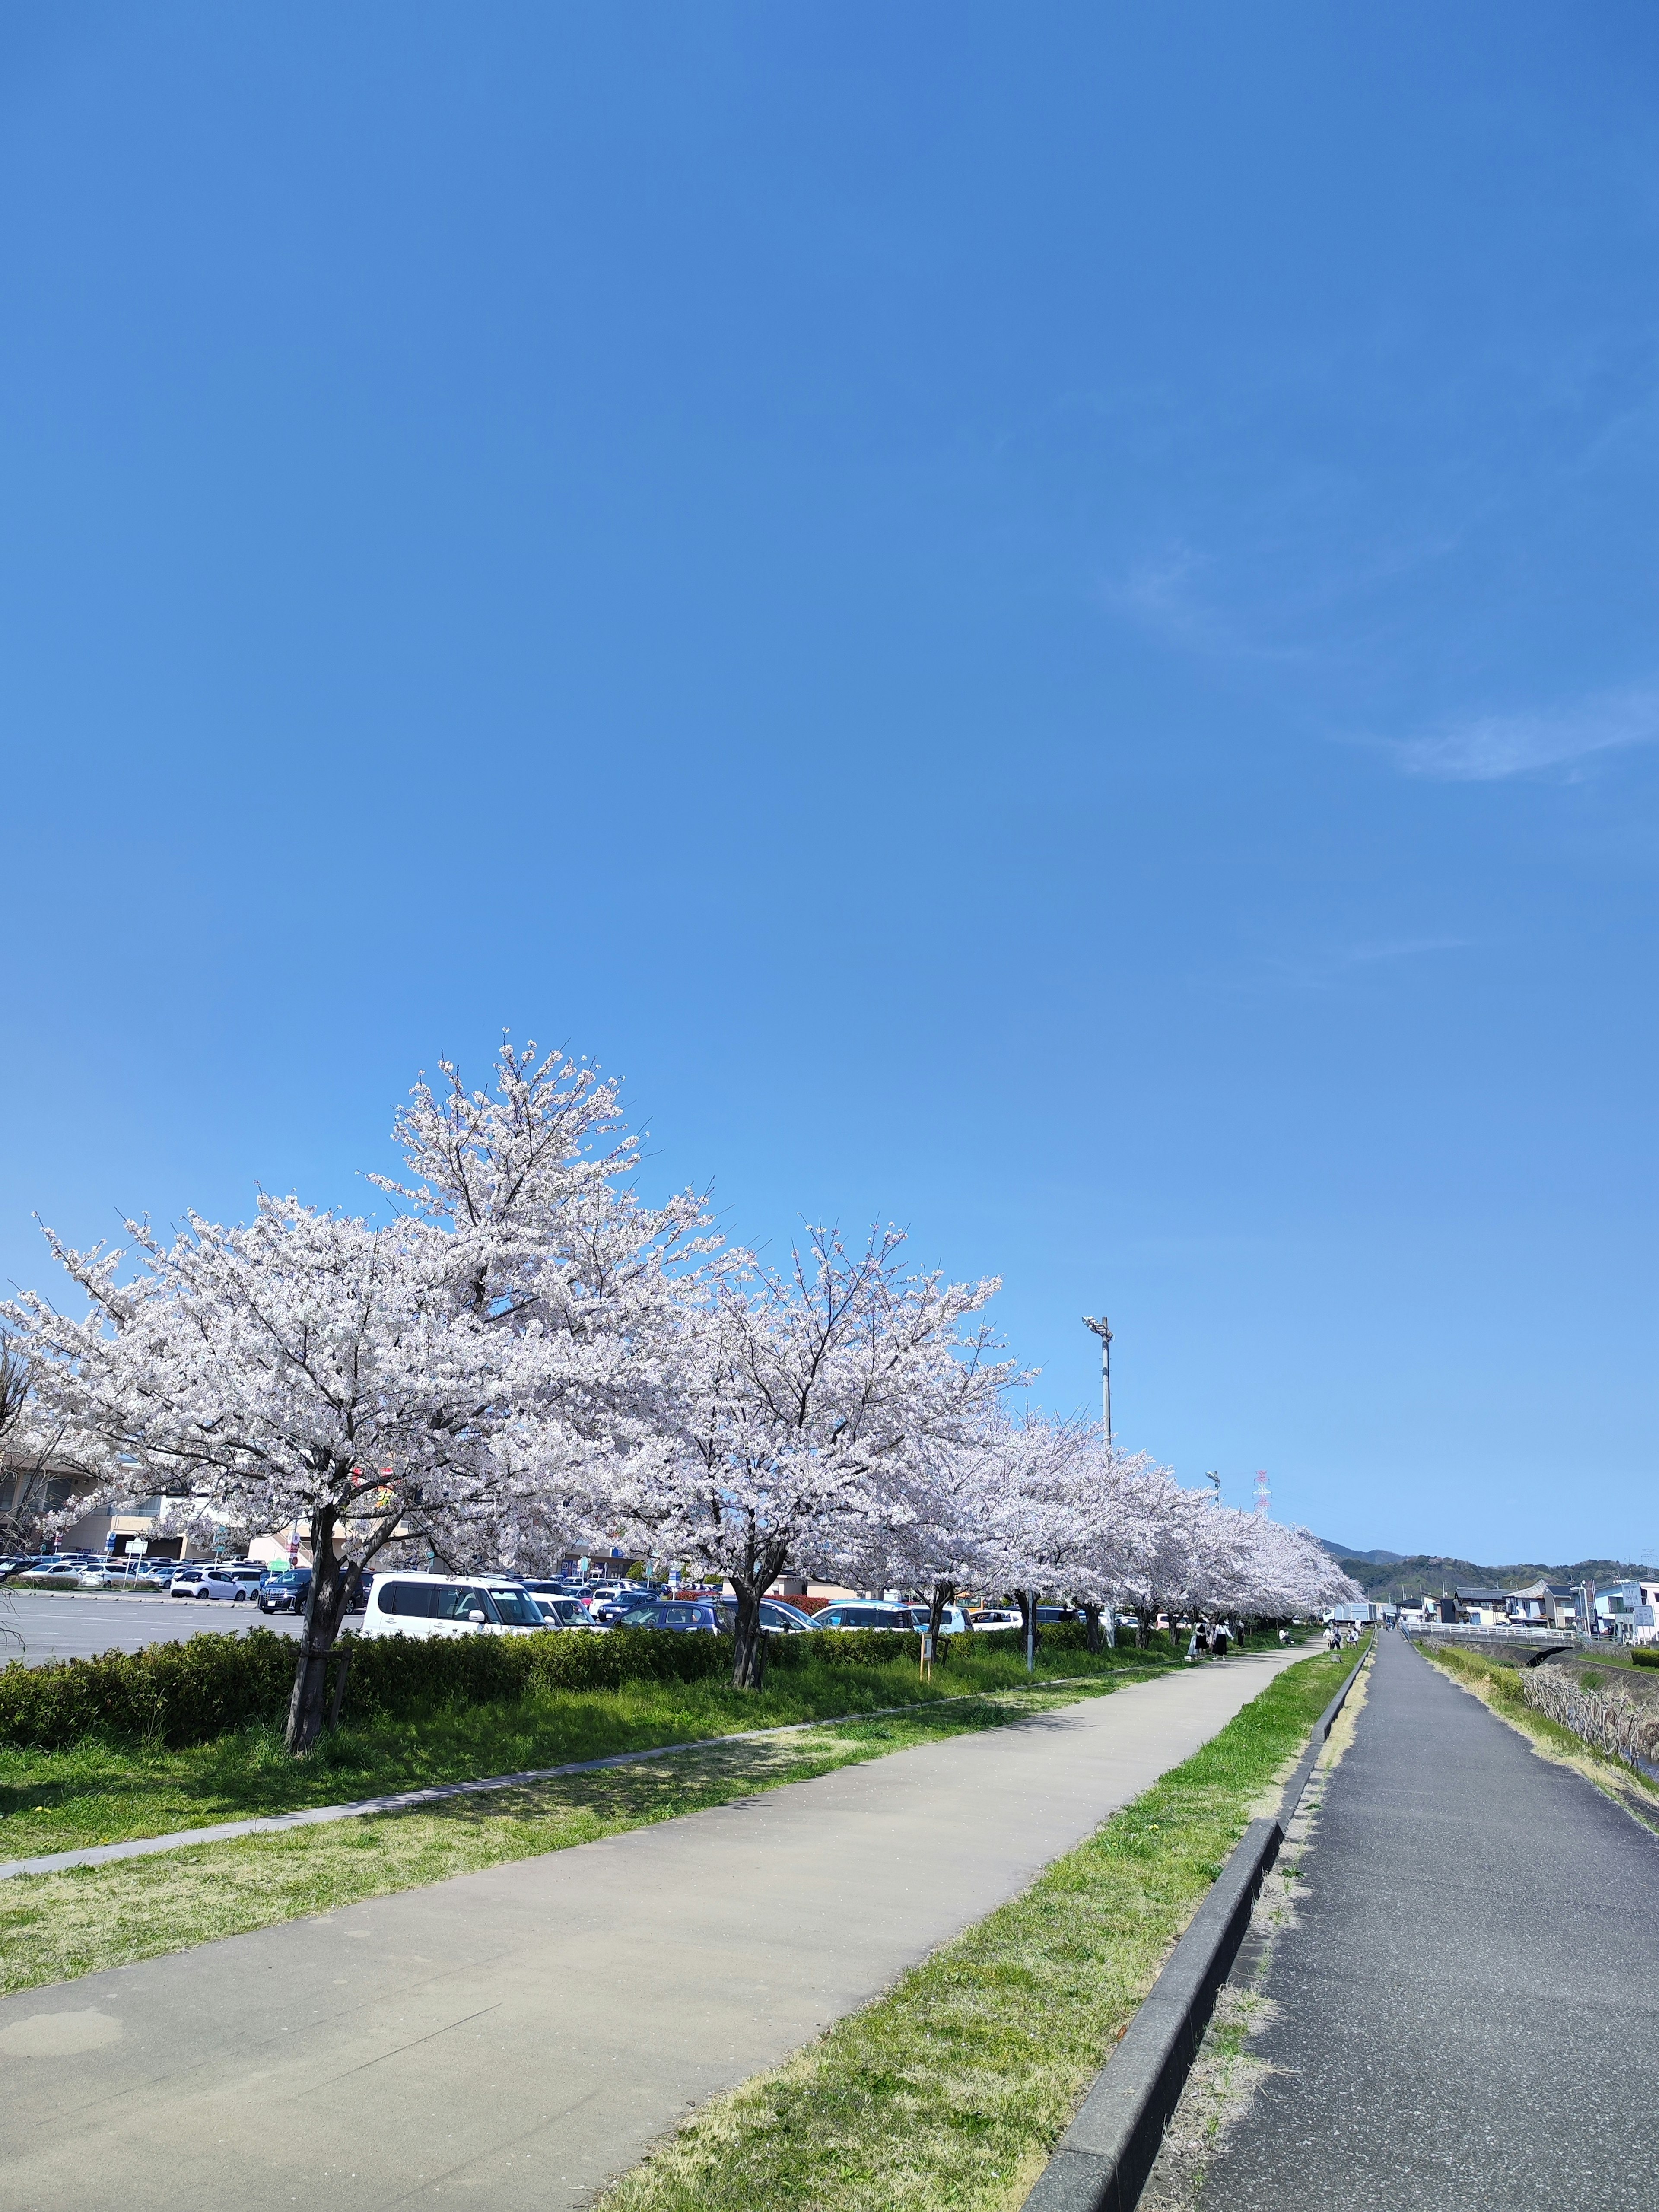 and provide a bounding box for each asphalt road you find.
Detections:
[0,1589,303,1664]
[0,1648,1305,2211]
[1207,1627,1659,2209]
